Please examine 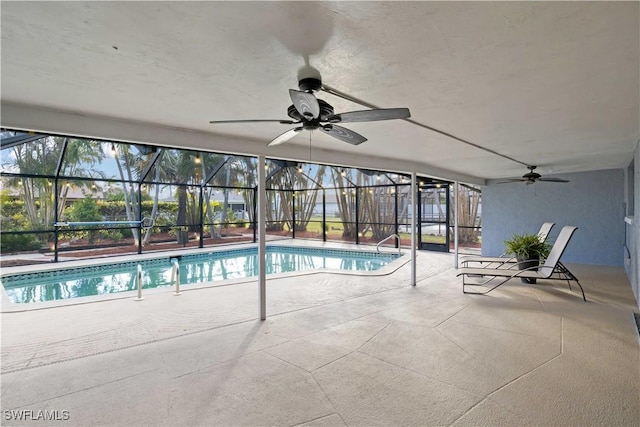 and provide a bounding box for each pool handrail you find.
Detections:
[171,259,181,296]
[134,264,144,301]
[53,217,154,229]
[376,234,401,255]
